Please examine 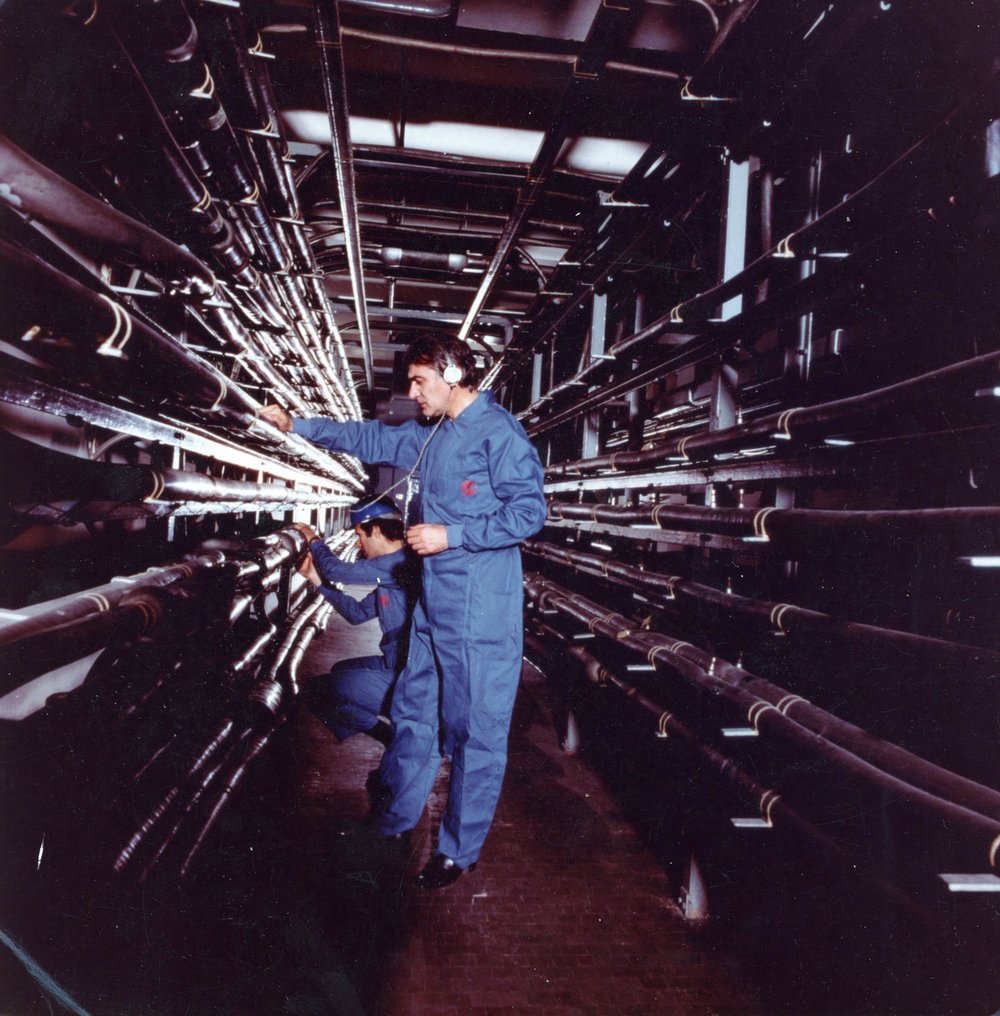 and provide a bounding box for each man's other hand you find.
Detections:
[298,552,321,586]
[292,521,319,543]
[406,524,448,556]
[260,404,293,432]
